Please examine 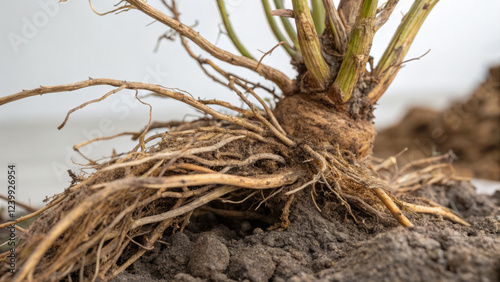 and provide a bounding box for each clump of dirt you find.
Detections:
[274,93,376,159]
[374,65,500,180]
[112,181,500,282]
